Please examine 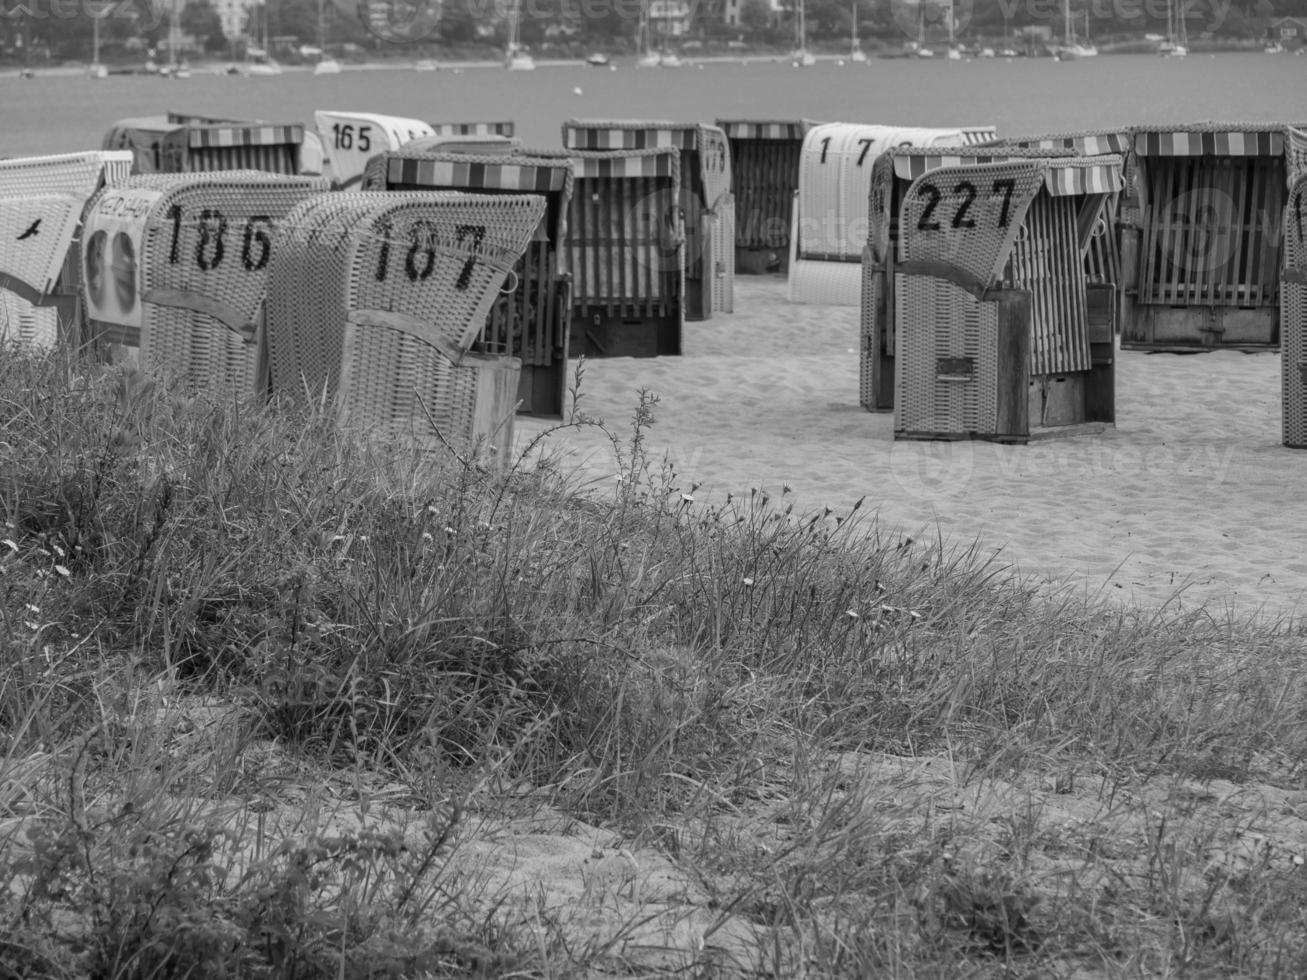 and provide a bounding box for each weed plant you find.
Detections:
[2,341,1307,977]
